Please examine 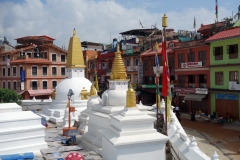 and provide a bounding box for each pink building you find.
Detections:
[0,36,67,99]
